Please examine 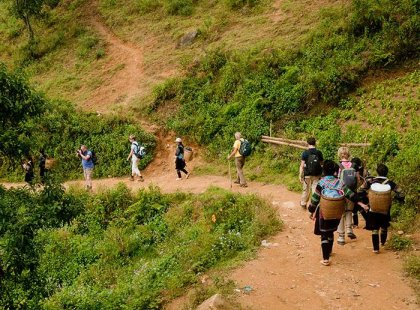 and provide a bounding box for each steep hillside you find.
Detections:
[0,0,344,111]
